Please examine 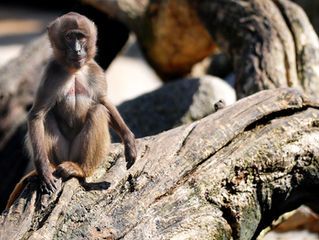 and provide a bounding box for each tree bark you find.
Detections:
[1,88,319,240]
[293,0,319,35]
[193,0,319,98]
